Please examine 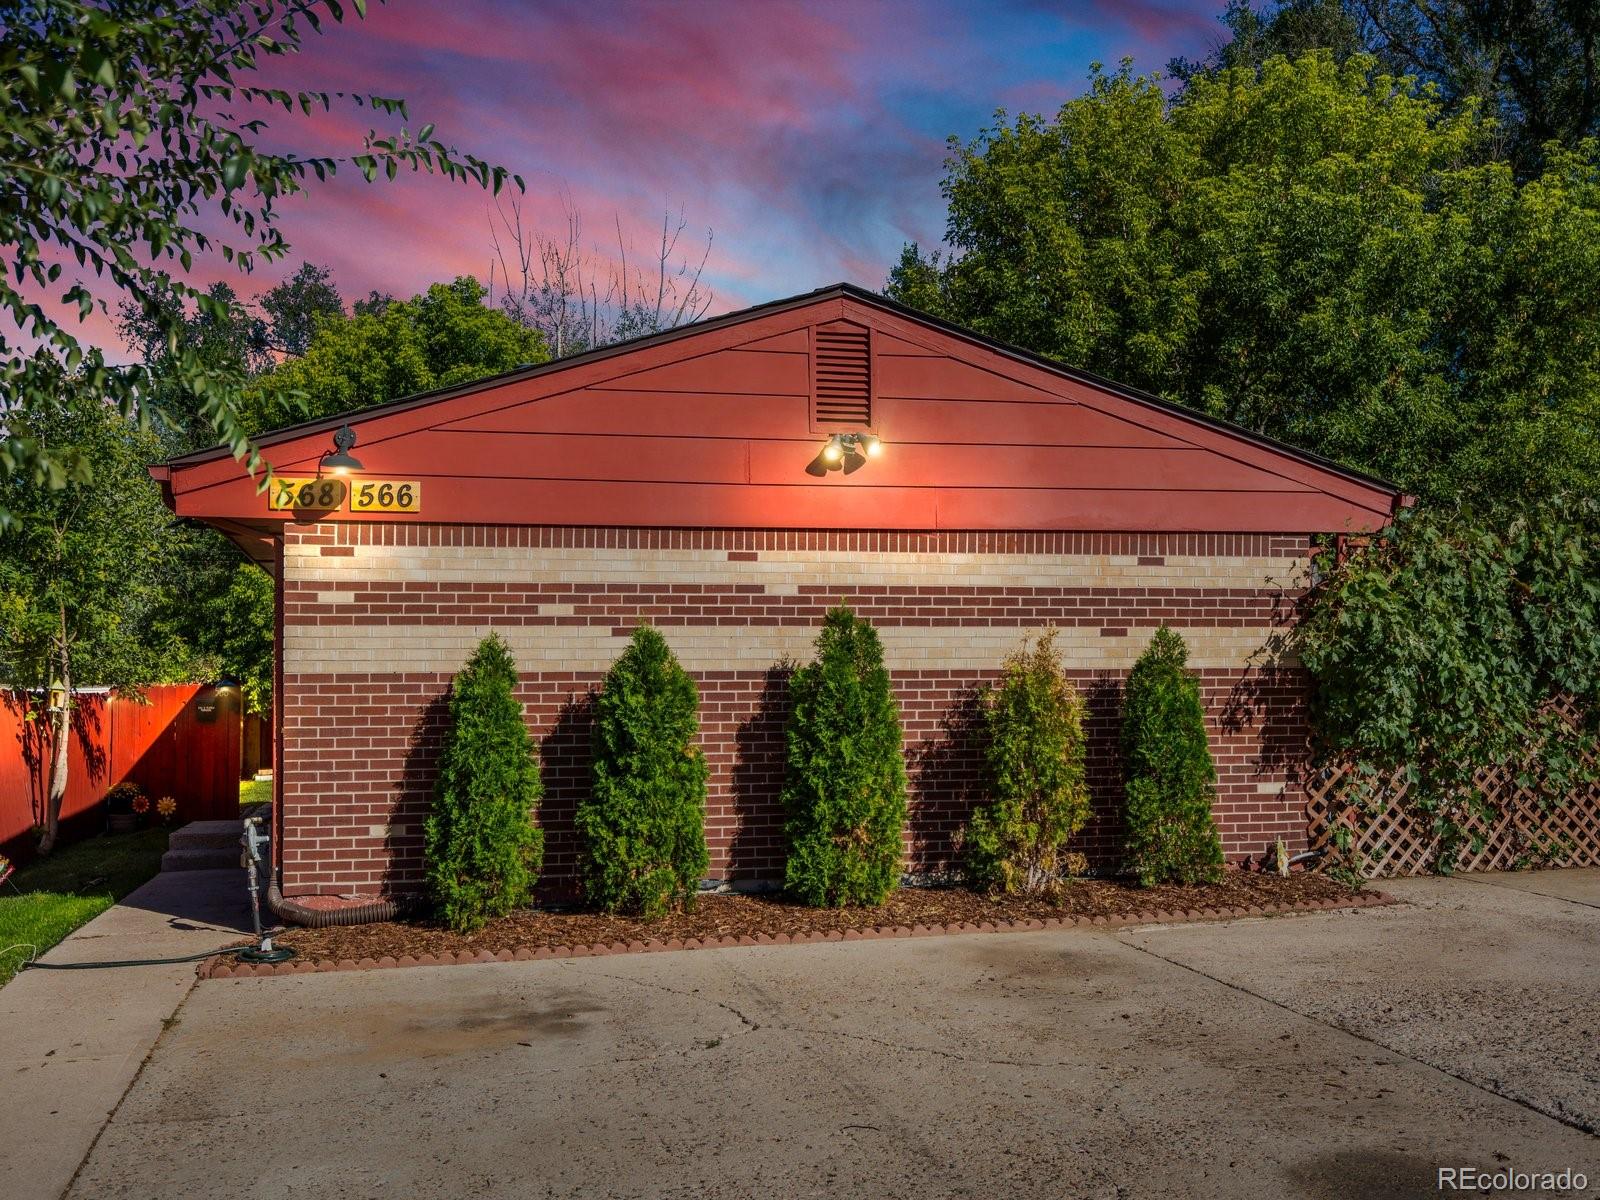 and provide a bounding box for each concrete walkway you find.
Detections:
[0,869,252,1200]
[45,869,1600,1200]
